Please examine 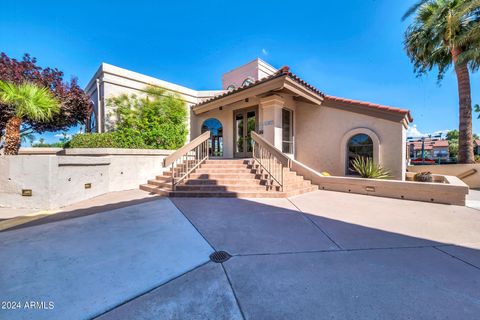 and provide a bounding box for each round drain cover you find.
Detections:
[209,251,231,263]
